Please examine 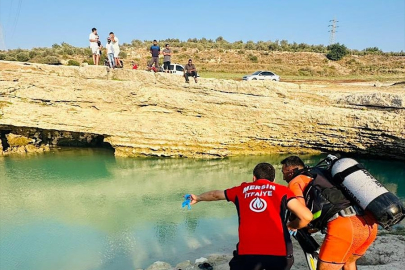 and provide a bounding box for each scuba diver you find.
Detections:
[281,154,405,270]
[281,156,377,270]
